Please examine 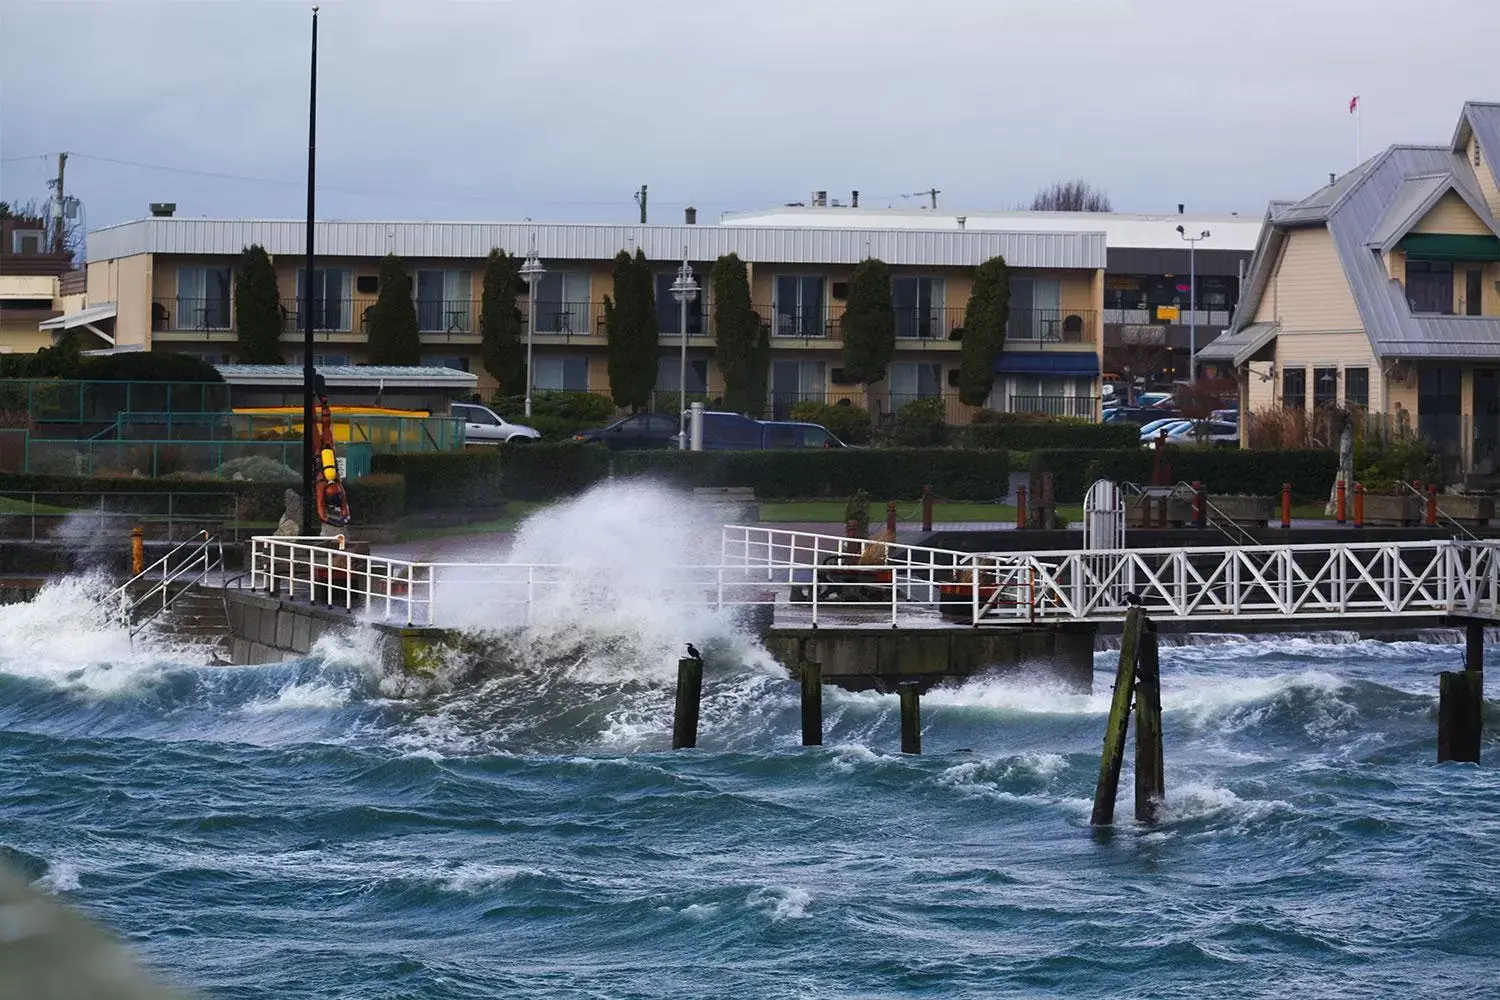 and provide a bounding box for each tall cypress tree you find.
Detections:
[840,257,896,405]
[234,244,283,363]
[957,255,1011,406]
[479,248,525,395]
[366,253,421,366]
[604,248,657,410]
[712,253,768,416]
